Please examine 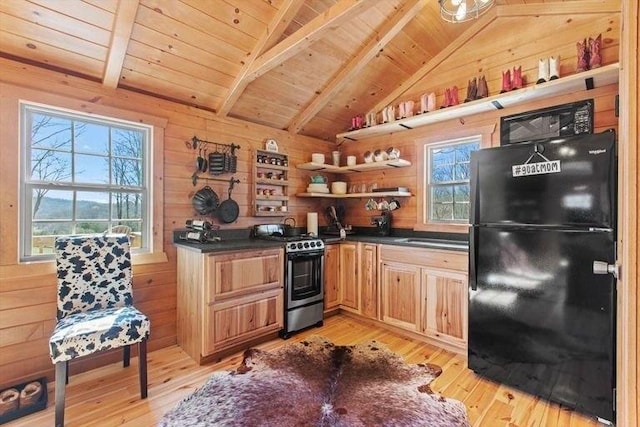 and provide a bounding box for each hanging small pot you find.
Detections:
[218,180,239,223]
